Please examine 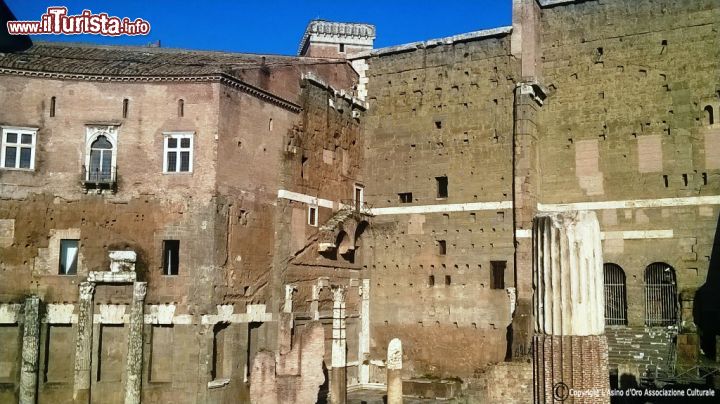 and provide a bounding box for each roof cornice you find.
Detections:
[0,67,301,113]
